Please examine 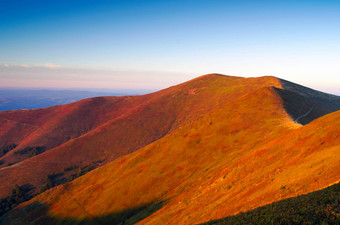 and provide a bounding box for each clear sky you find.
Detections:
[1,0,340,93]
